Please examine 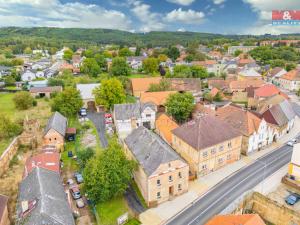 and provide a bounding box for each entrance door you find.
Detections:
[169,186,174,196]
